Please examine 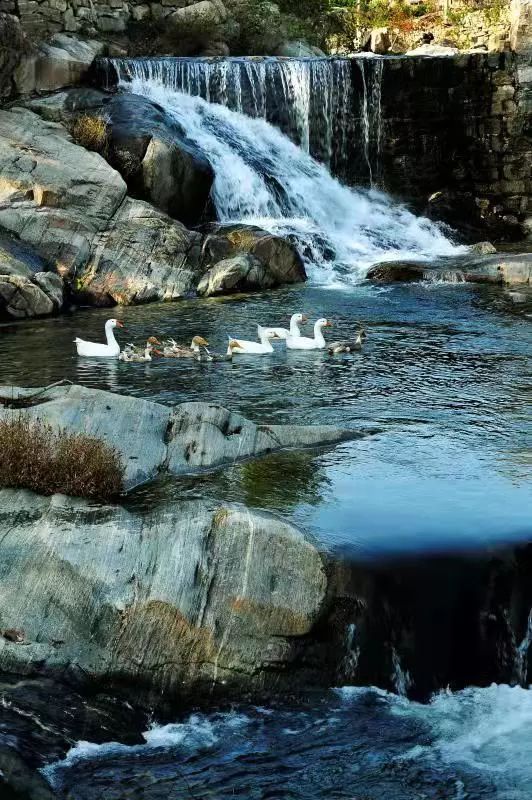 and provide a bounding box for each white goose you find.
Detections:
[286,318,332,350]
[258,313,308,341]
[74,318,124,358]
[227,328,278,355]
